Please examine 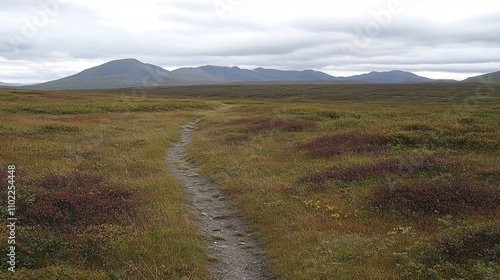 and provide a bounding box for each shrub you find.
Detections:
[33,172,105,190]
[298,132,387,157]
[318,111,342,120]
[39,125,80,134]
[4,226,65,269]
[432,221,500,264]
[372,178,500,215]
[300,153,445,184]
[225,134,251,143]
[226,118,253,125]
[18,172,139,232]
[76,224,128,267]
[476,170,500,184]
[401,222,500,280]
[402,123,434,132]
[242,118,315,133]
[387,132,422,146]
